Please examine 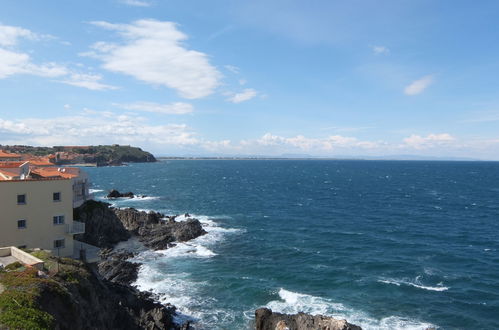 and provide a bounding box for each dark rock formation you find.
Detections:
[97,250,140,285]
[75,201,207,251]
[107,189,135,198]
[138,218,207,250]
[34,257,178,330]
[113,208,164,233]
[74,200,131,248]
[255,308,362,330]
